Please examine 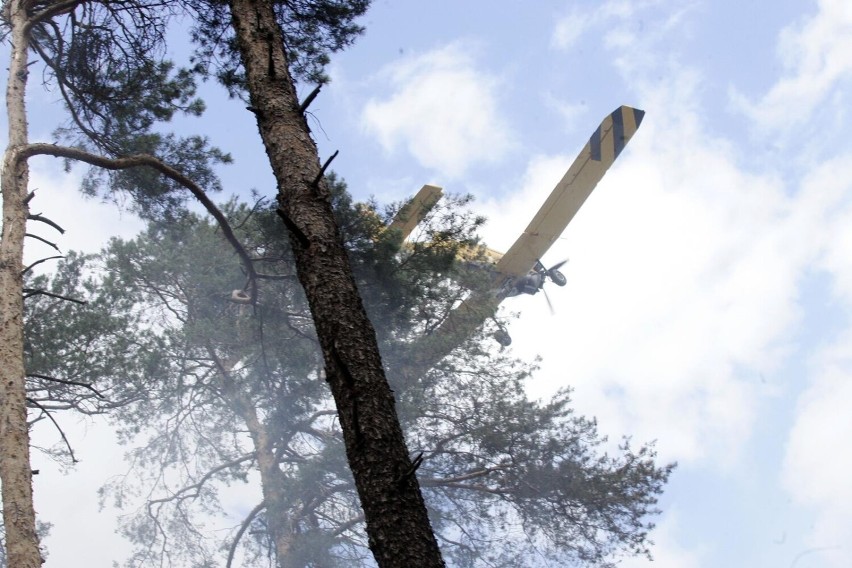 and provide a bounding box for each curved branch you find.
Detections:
[26,396,78,463]
[226,501,266,568]
[27,213,65,233]
[18,143,259,302]
[22,255,63,275]
[25,232,60,251]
